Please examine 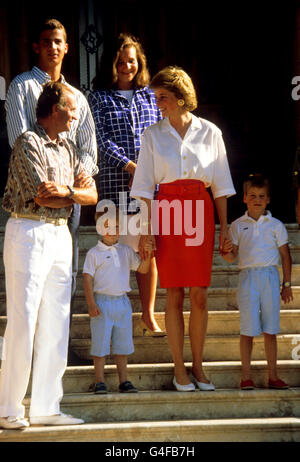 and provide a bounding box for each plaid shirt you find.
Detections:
[88,87,161,208]
[2,123,84,219]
